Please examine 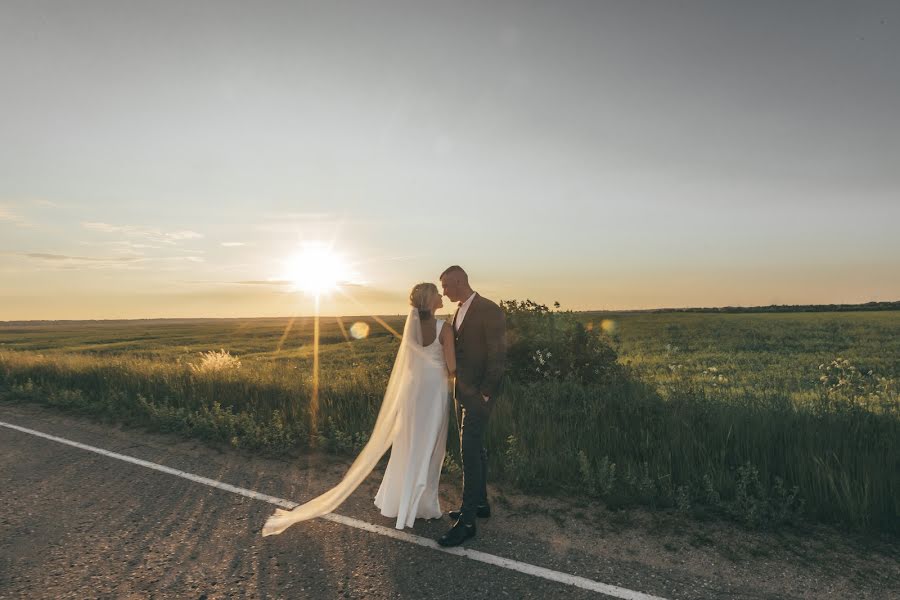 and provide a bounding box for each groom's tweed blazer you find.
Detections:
[452,293,506,414]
